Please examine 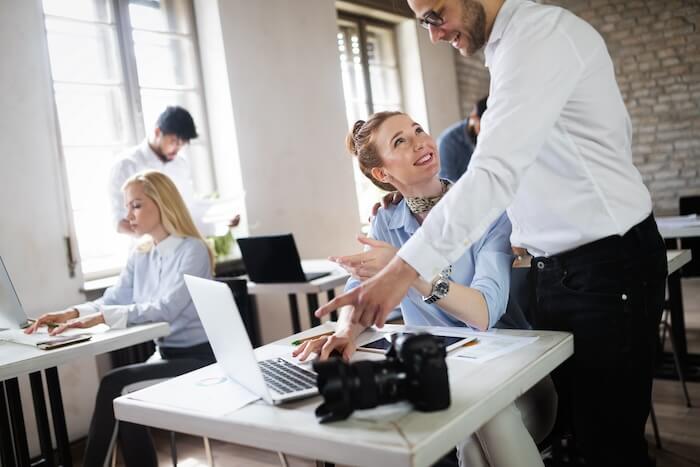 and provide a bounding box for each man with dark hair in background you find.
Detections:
[437,95,488,182]
[110,106,239,236]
